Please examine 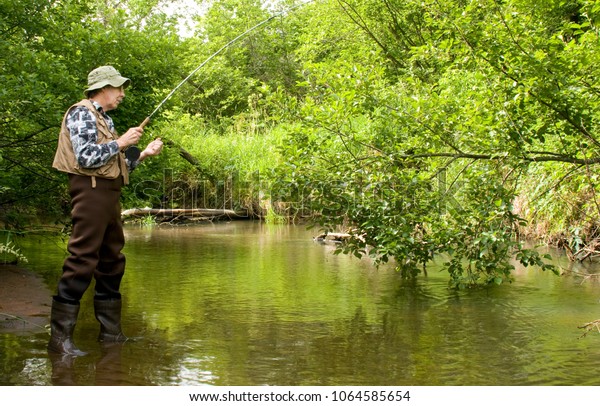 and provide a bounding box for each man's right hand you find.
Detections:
[117,127,144,149]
